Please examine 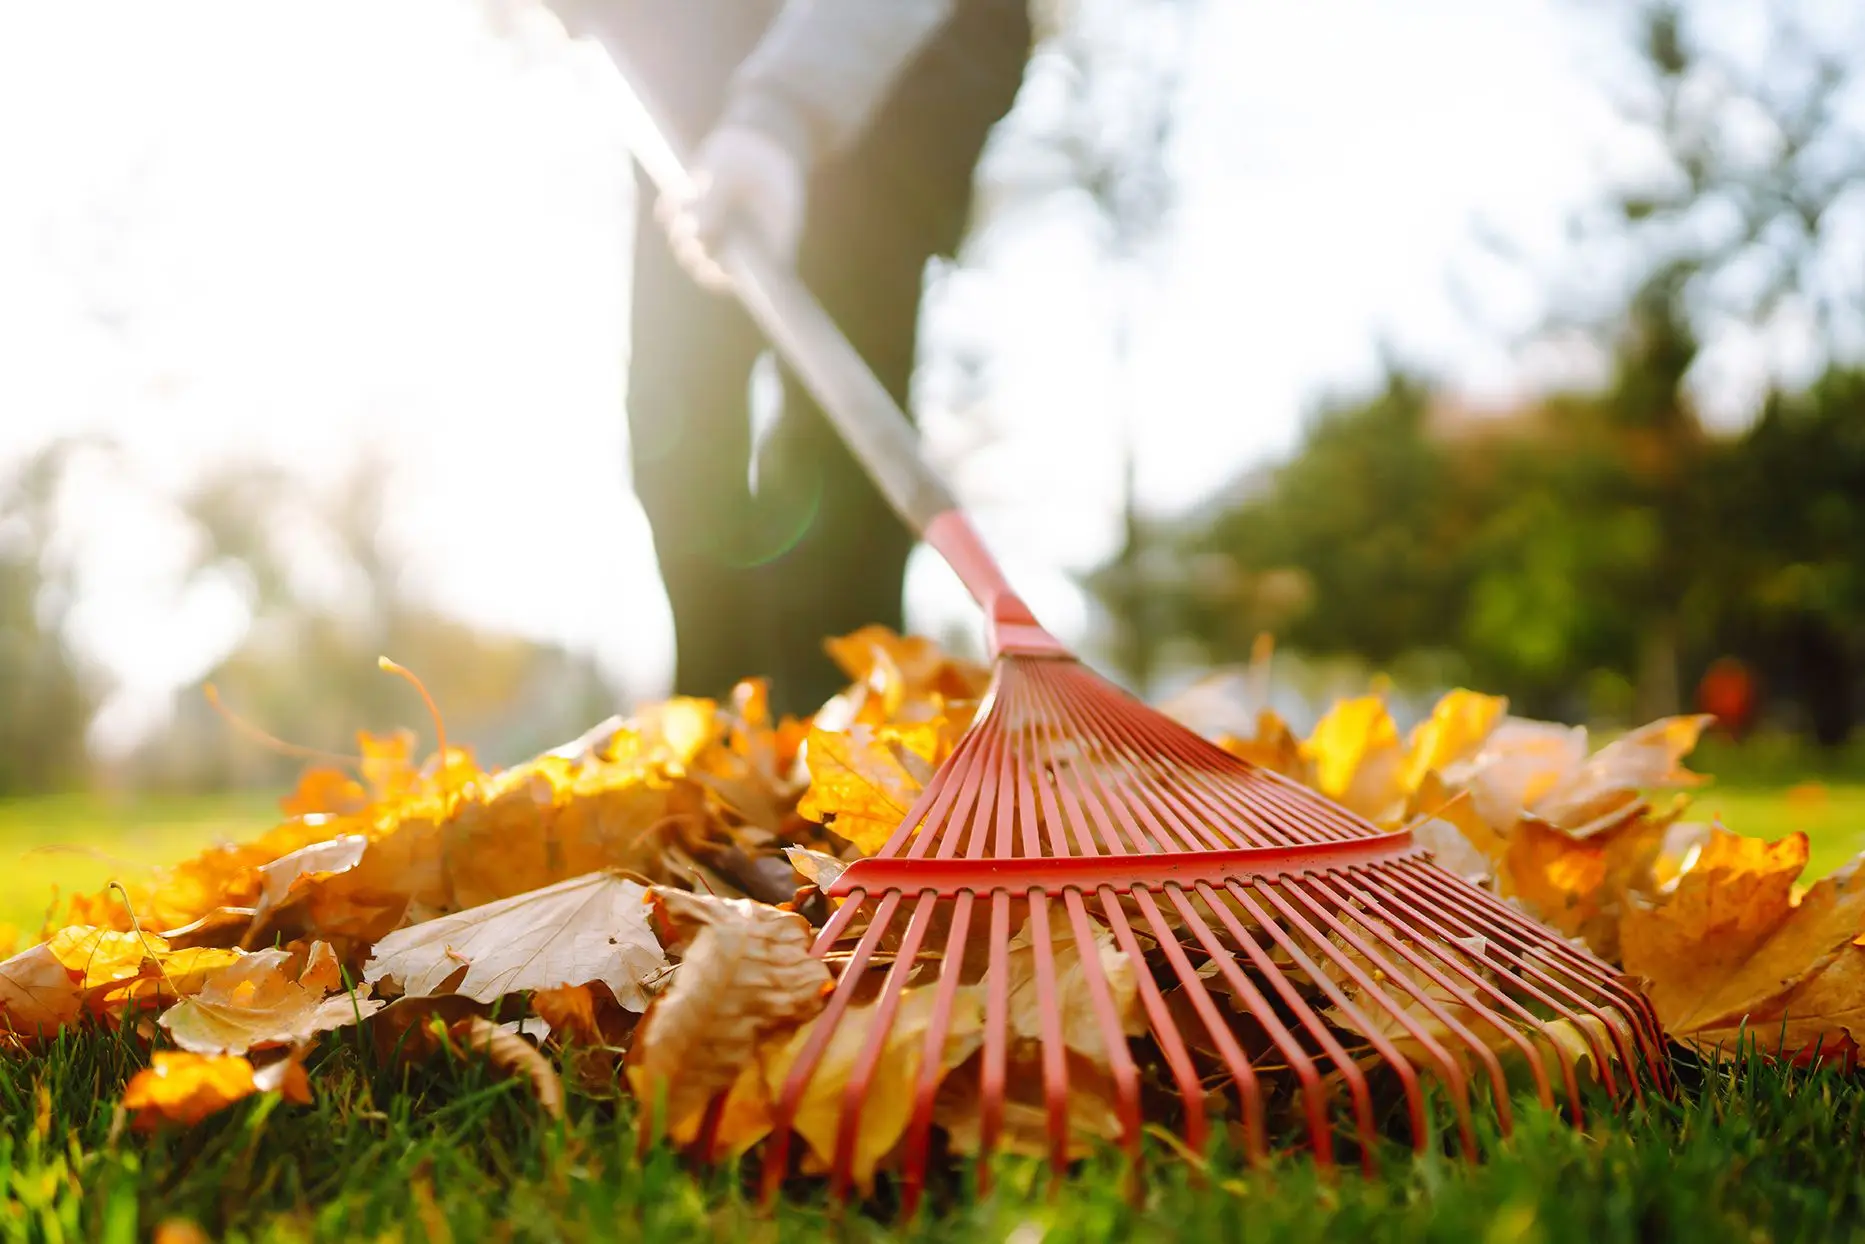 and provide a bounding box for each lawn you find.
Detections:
[3,780,1865,1241]
[6,1025,1865,1241]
